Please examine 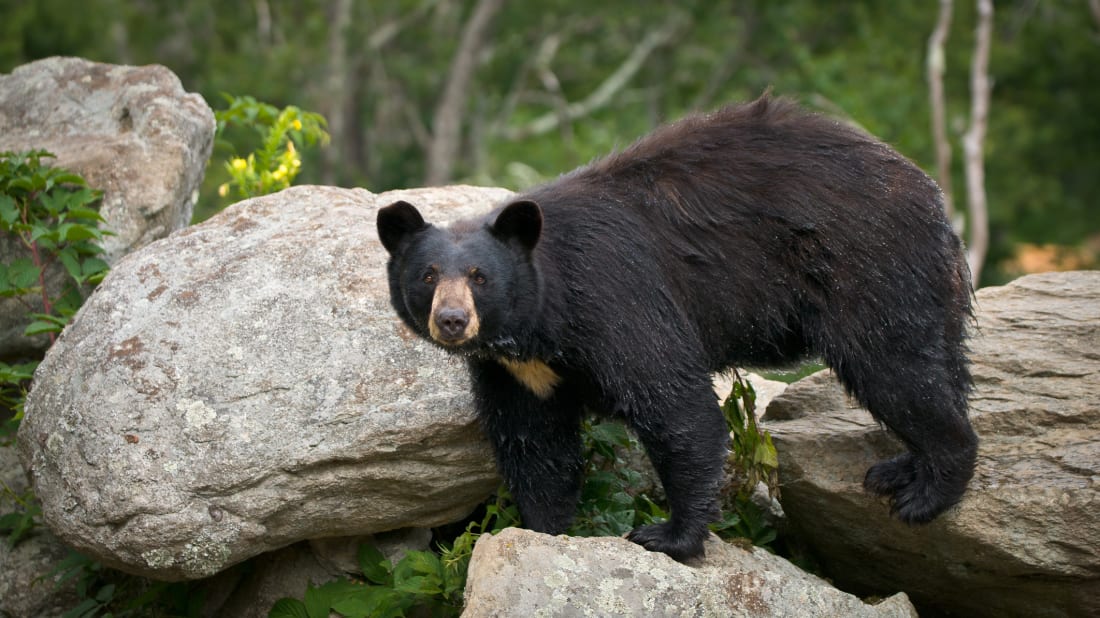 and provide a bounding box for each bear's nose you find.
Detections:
[435,308,469,340]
